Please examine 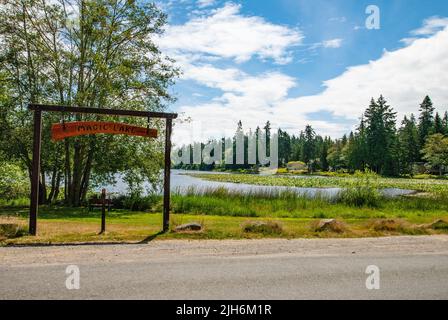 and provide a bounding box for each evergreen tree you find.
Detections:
[302,125,316,172]
[364,96,398,175]
[320,137,330,171]
[443,111,448,134]
[398,114,419,175]
[278,129,291,166]
[434,112,445,134]
[418,95,435,149]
